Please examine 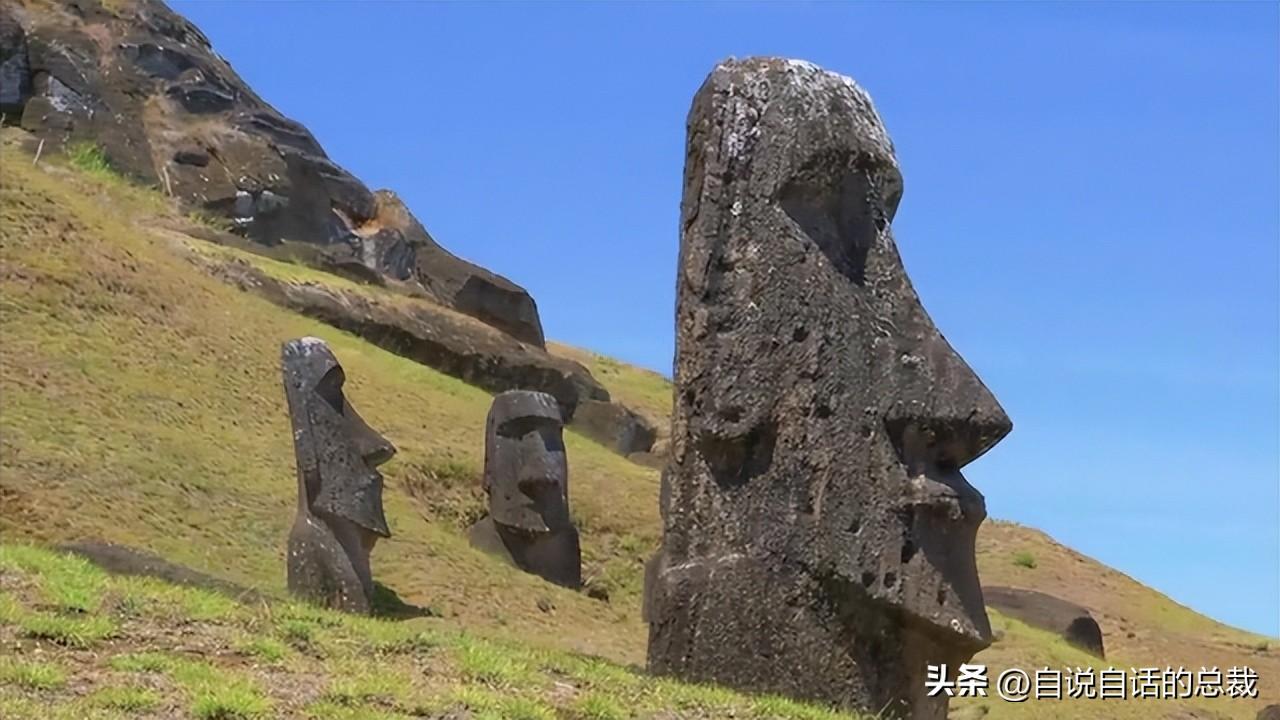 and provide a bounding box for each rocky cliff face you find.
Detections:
[0,0,545,347]
[2,0,659,458]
